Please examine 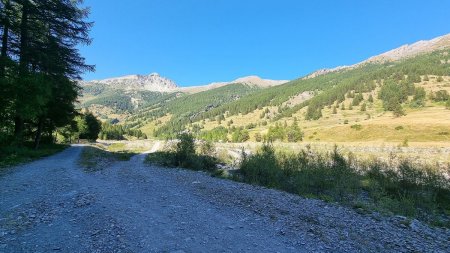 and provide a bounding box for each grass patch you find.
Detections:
[238,143,450,227]
[0,143,68,168]
[350,124,362,130]
[79,145,136,172]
